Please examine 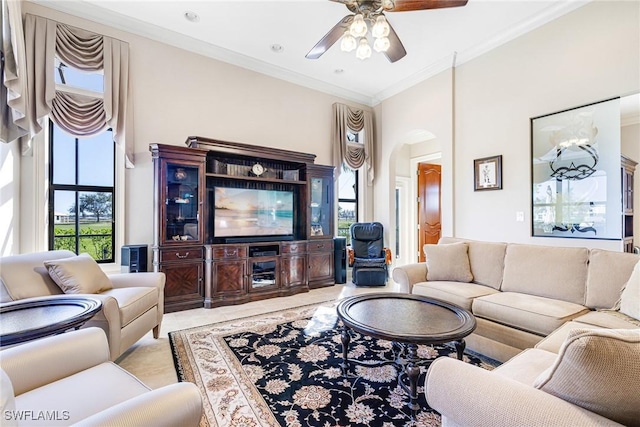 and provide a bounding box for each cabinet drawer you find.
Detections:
[308,240,333,252]
[160,247,203,262]
[281,241,308,254]
[212,246,247,260]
